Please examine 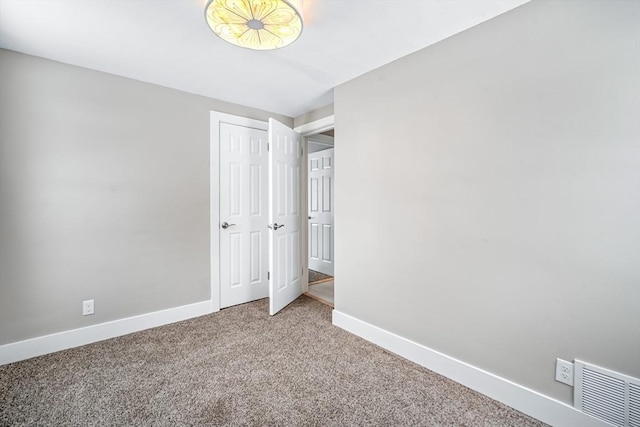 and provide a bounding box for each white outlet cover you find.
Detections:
[555,358,574,386]
[83,299,95,316]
